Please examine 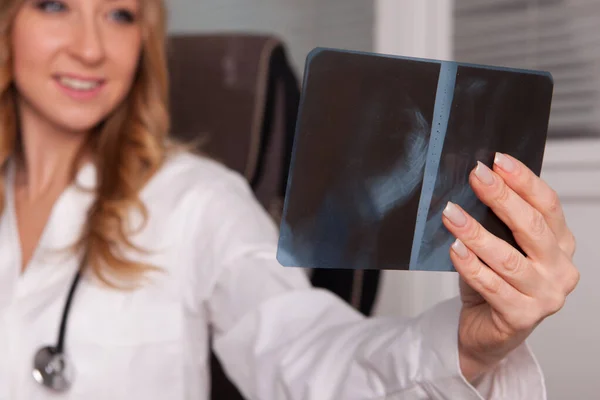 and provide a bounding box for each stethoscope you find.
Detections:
[31,251,88,392]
